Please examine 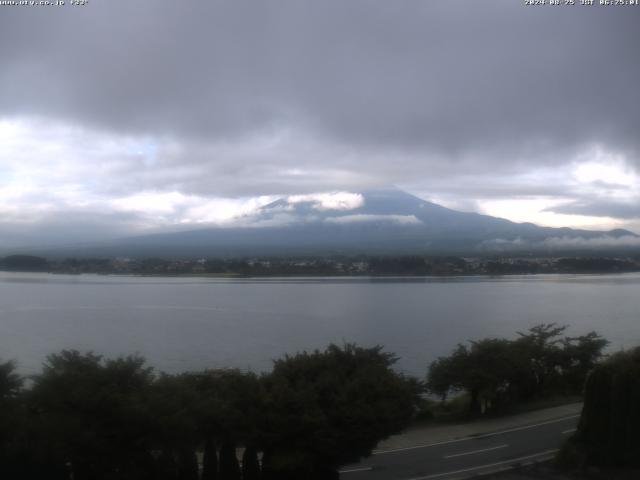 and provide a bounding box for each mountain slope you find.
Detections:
[101,187,639,257]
